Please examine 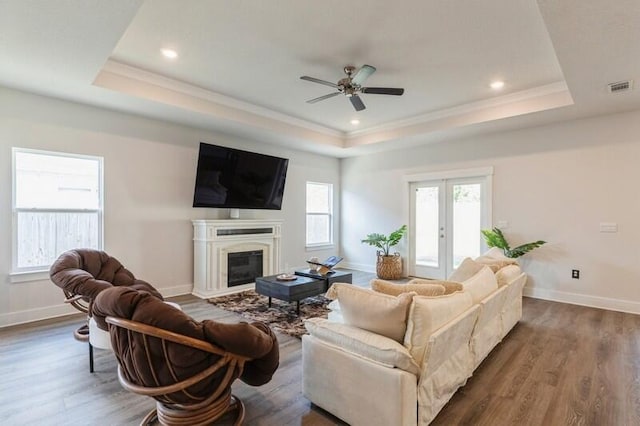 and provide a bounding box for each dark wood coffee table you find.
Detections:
[294,269,353,291]
[255,275,325,315]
